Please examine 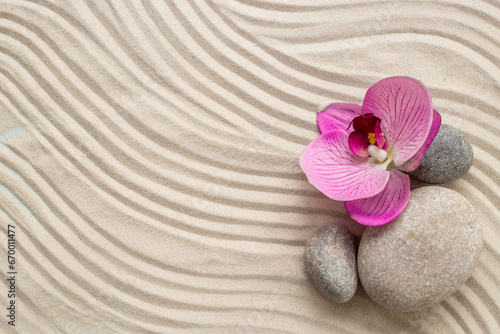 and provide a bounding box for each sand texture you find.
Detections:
[0,0,499,333]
